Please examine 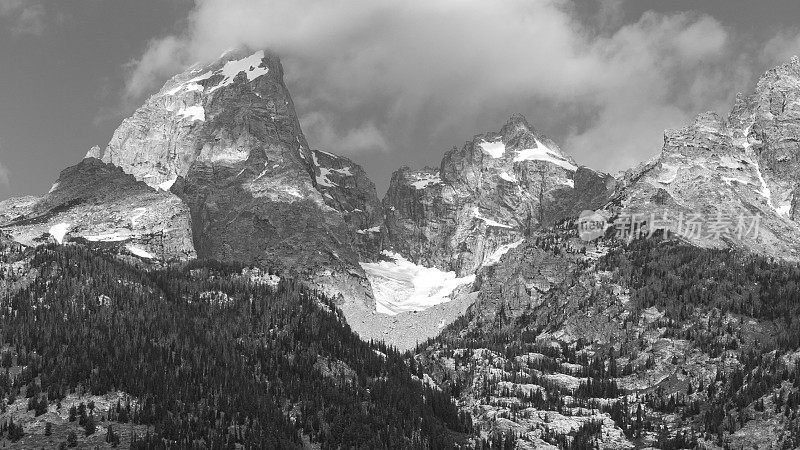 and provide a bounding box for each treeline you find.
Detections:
[0,243,466,448]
